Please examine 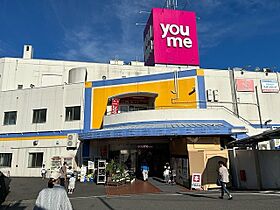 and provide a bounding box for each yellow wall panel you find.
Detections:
[92,78,197,129]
